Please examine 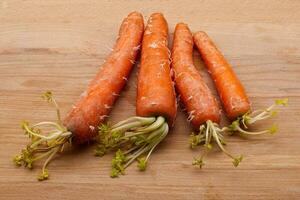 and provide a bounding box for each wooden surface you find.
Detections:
[0,0,300,199]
